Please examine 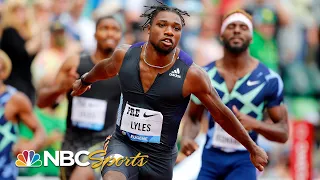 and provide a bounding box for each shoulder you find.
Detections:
[177,49,193,67]
[185,63,212,94]
[188,63,211,83]
[115,44,132,53]
[256,63,284,94]
[258,63,283,84]
[10,92,29,103]
[112,44,133,62]
[186,60,217,80]
[265,69,282,83]
[202,60,217,73]
[8,91,31,111]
